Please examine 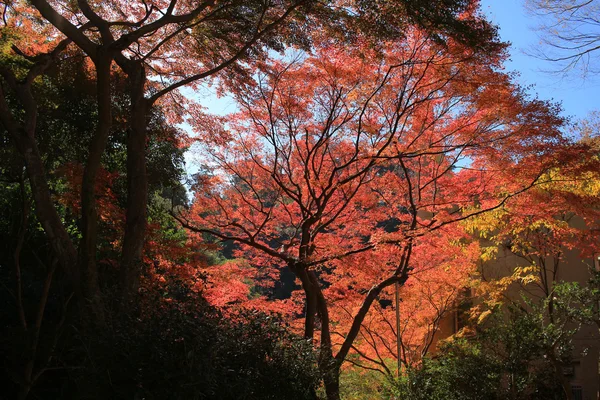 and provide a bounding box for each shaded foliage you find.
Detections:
[389,308,568,400]
[1,281,320,399]
[71,290,319,400]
